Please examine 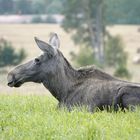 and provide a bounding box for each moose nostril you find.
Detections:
[7,81,14,86]
[7,73,15,86]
